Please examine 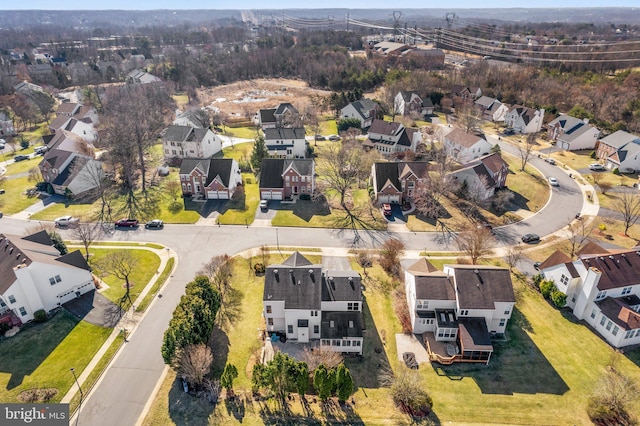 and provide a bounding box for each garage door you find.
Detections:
[379,194,400,204]
[207,190,217,199]
[261,191,282,200]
